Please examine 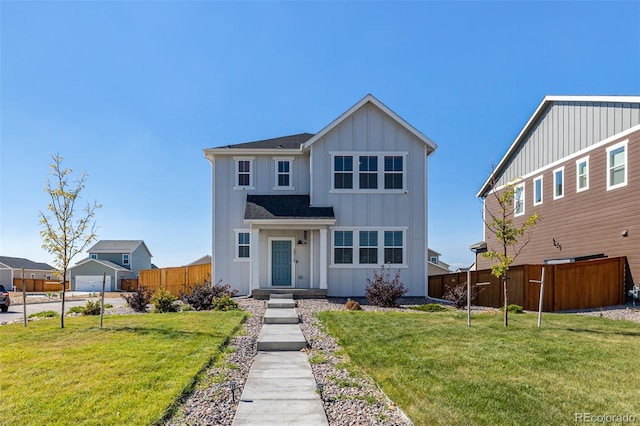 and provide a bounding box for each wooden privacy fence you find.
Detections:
[12,279,69,292]
[120,278,139,292]
[138,263,211,297]
[429,257,626,312]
